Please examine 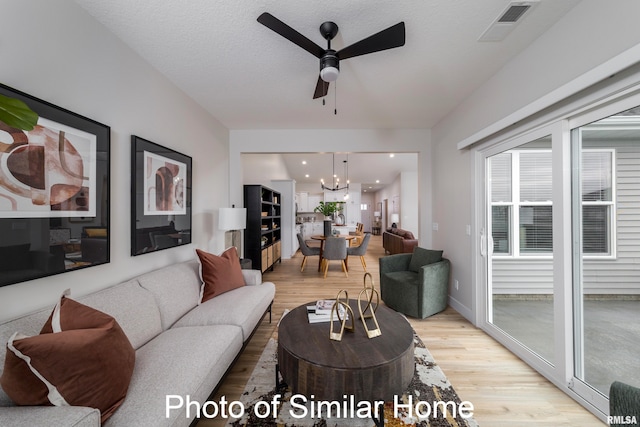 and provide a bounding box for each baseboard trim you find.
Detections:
[448,295,475,326]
